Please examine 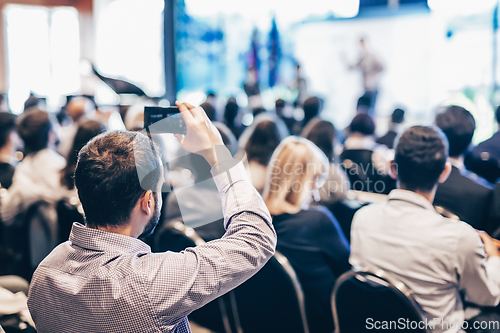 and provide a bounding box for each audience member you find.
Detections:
[341,113,394,194]
[301,118,350,204]
[434,105,493,231]
[223,97,243,138]
[60,120,107,190]
[0,109,66,226]
[466,105,500,184]
[263,136,350,333]
[163,122,238,242]
[350,125,500,333]
[23,93,44,111]
[58,96,96,159]
[200,102,216,121]
[0,112,19,189]
[301,96,322,130]
[27,102,276,332]
[275,98,296,134]
[376,108,405,149]
[240,114,289,193]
